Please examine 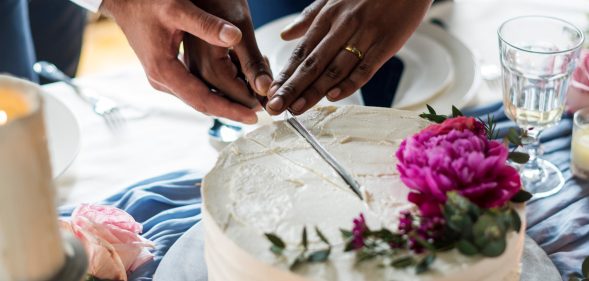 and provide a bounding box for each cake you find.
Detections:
[203,105,525,281]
